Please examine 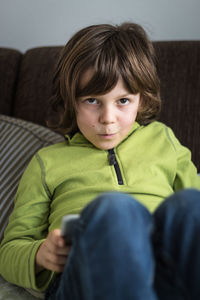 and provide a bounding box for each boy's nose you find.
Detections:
[99,106,116,124]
